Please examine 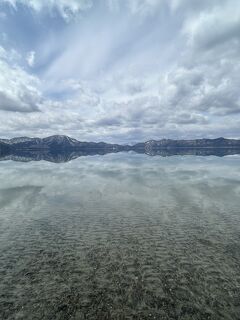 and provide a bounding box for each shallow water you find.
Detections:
[0,153,240,319]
